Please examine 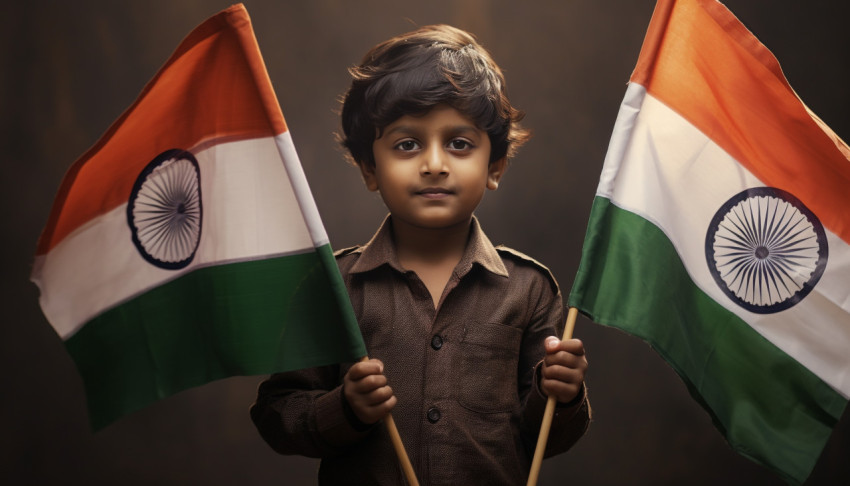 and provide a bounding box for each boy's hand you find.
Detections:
[343,359,397,425]
[540,337,588,404]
